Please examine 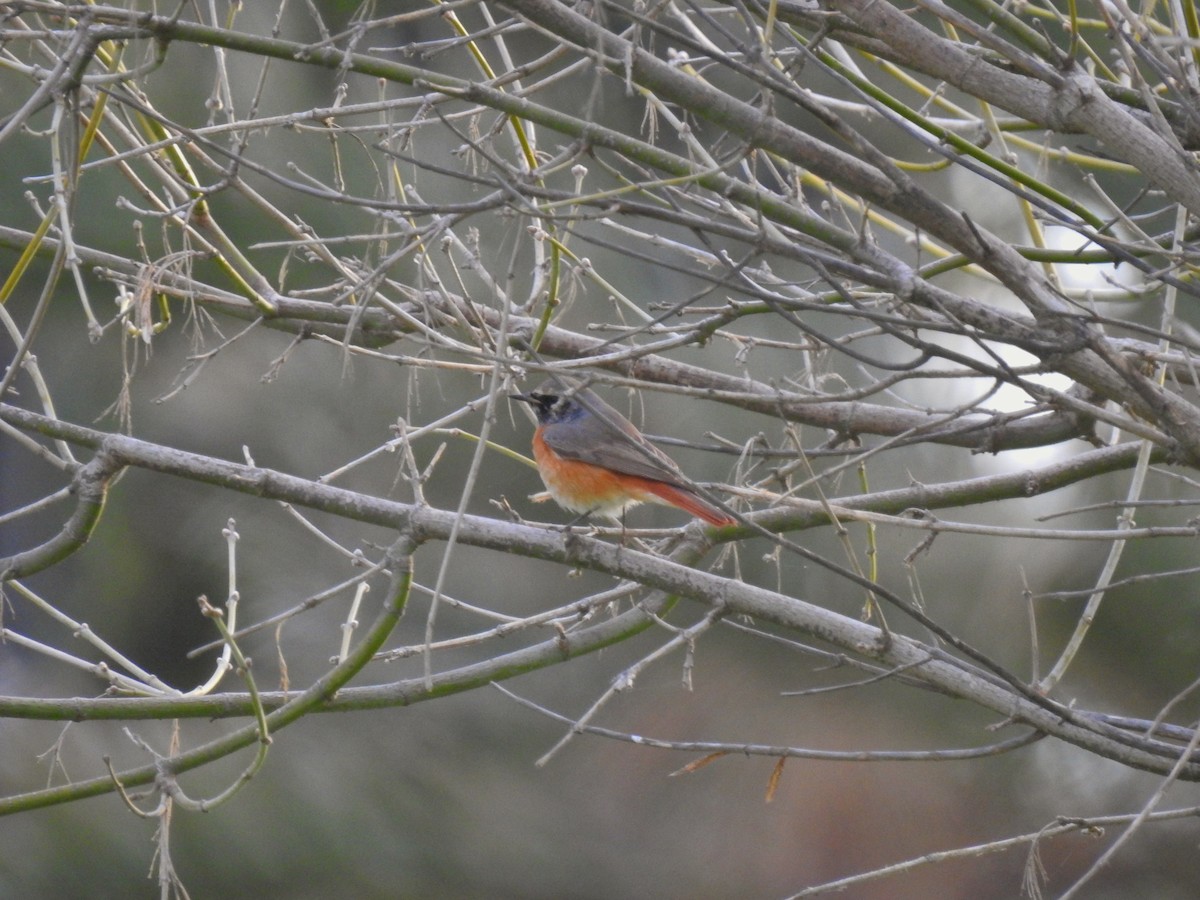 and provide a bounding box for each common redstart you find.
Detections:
[511,380,734,527]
